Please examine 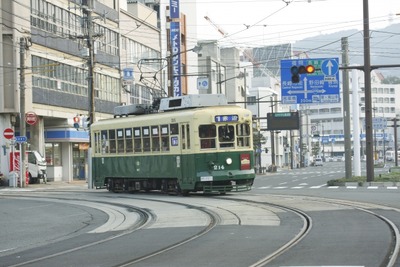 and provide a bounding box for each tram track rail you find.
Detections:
[221,195,400,267]
[304,196,400,267]
[1,192,399,266]
[0,194,220,267]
